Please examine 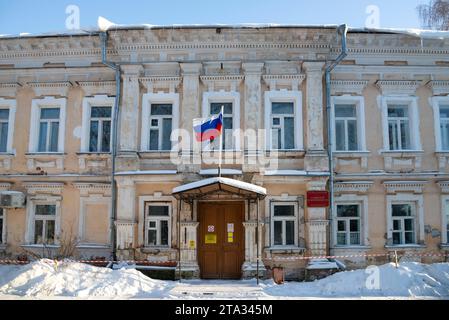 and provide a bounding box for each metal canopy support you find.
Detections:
[177,198,181,282]
[256,198,260,285]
